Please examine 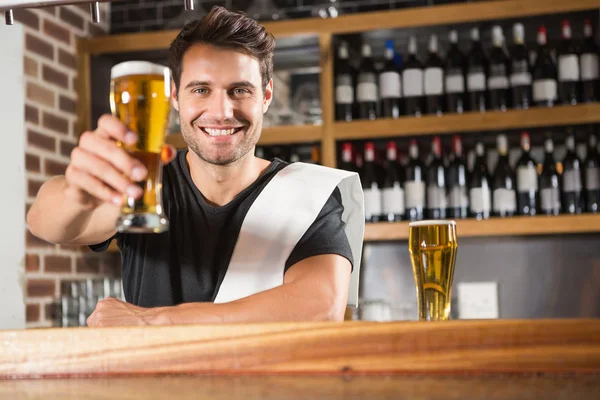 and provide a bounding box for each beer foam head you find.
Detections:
[111,61,169,79]
[409,220,456,227]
